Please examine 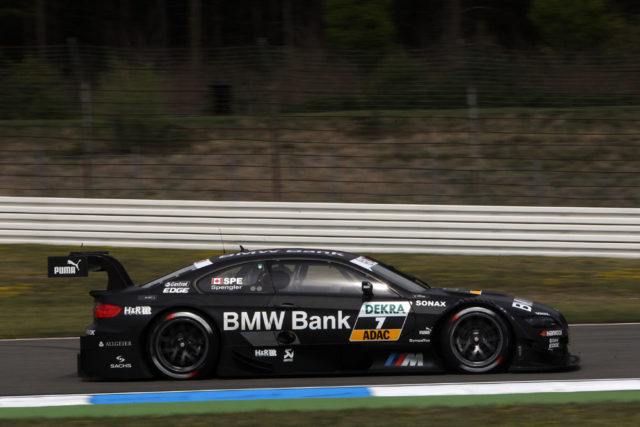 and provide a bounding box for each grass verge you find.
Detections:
[1,399,640,424]
[0,244,638,338]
